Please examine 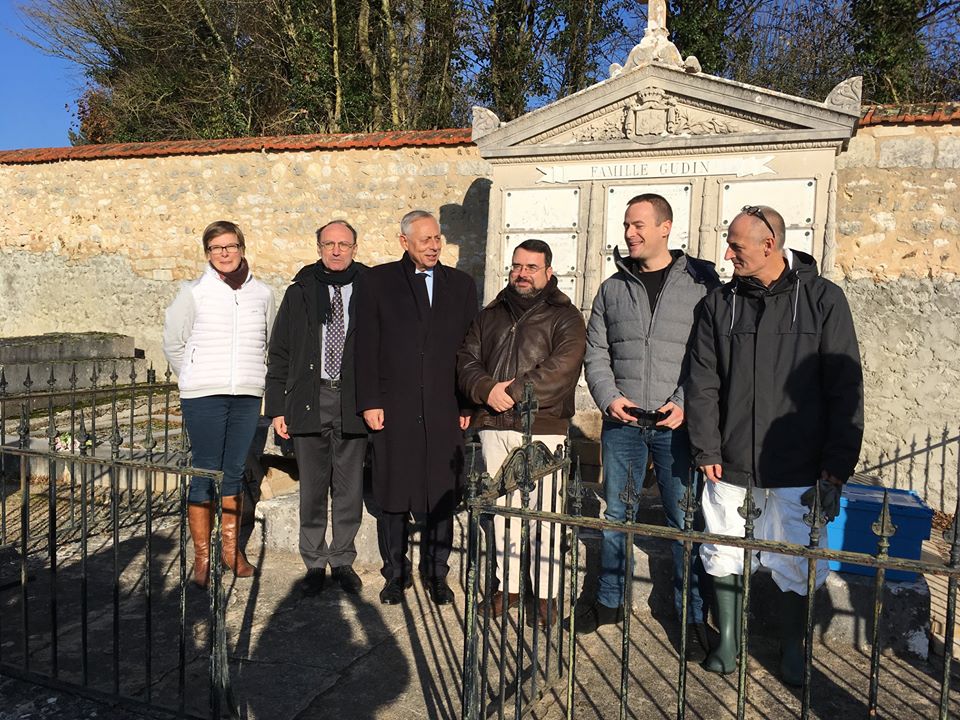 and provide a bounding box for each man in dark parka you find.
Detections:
[686,204,863,686]
[355,209,478,606]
